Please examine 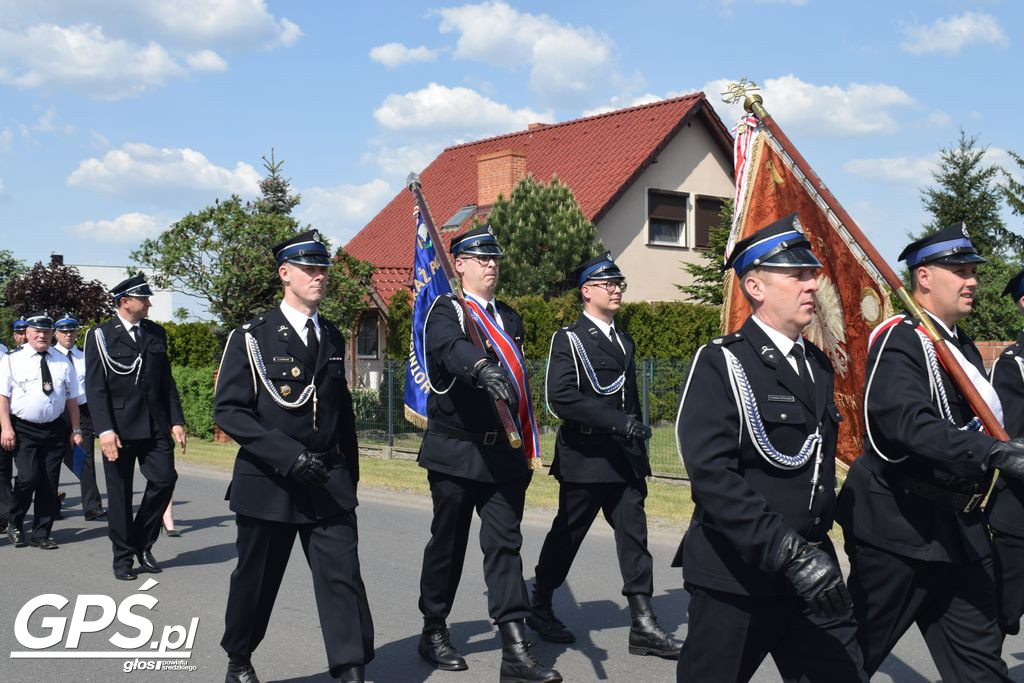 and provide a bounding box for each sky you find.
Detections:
[0,0,1021,277]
